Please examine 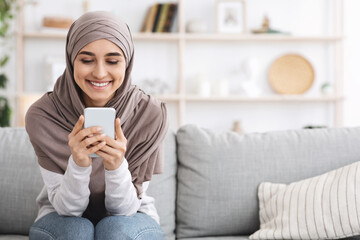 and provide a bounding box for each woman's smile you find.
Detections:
[87,80,113,89]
